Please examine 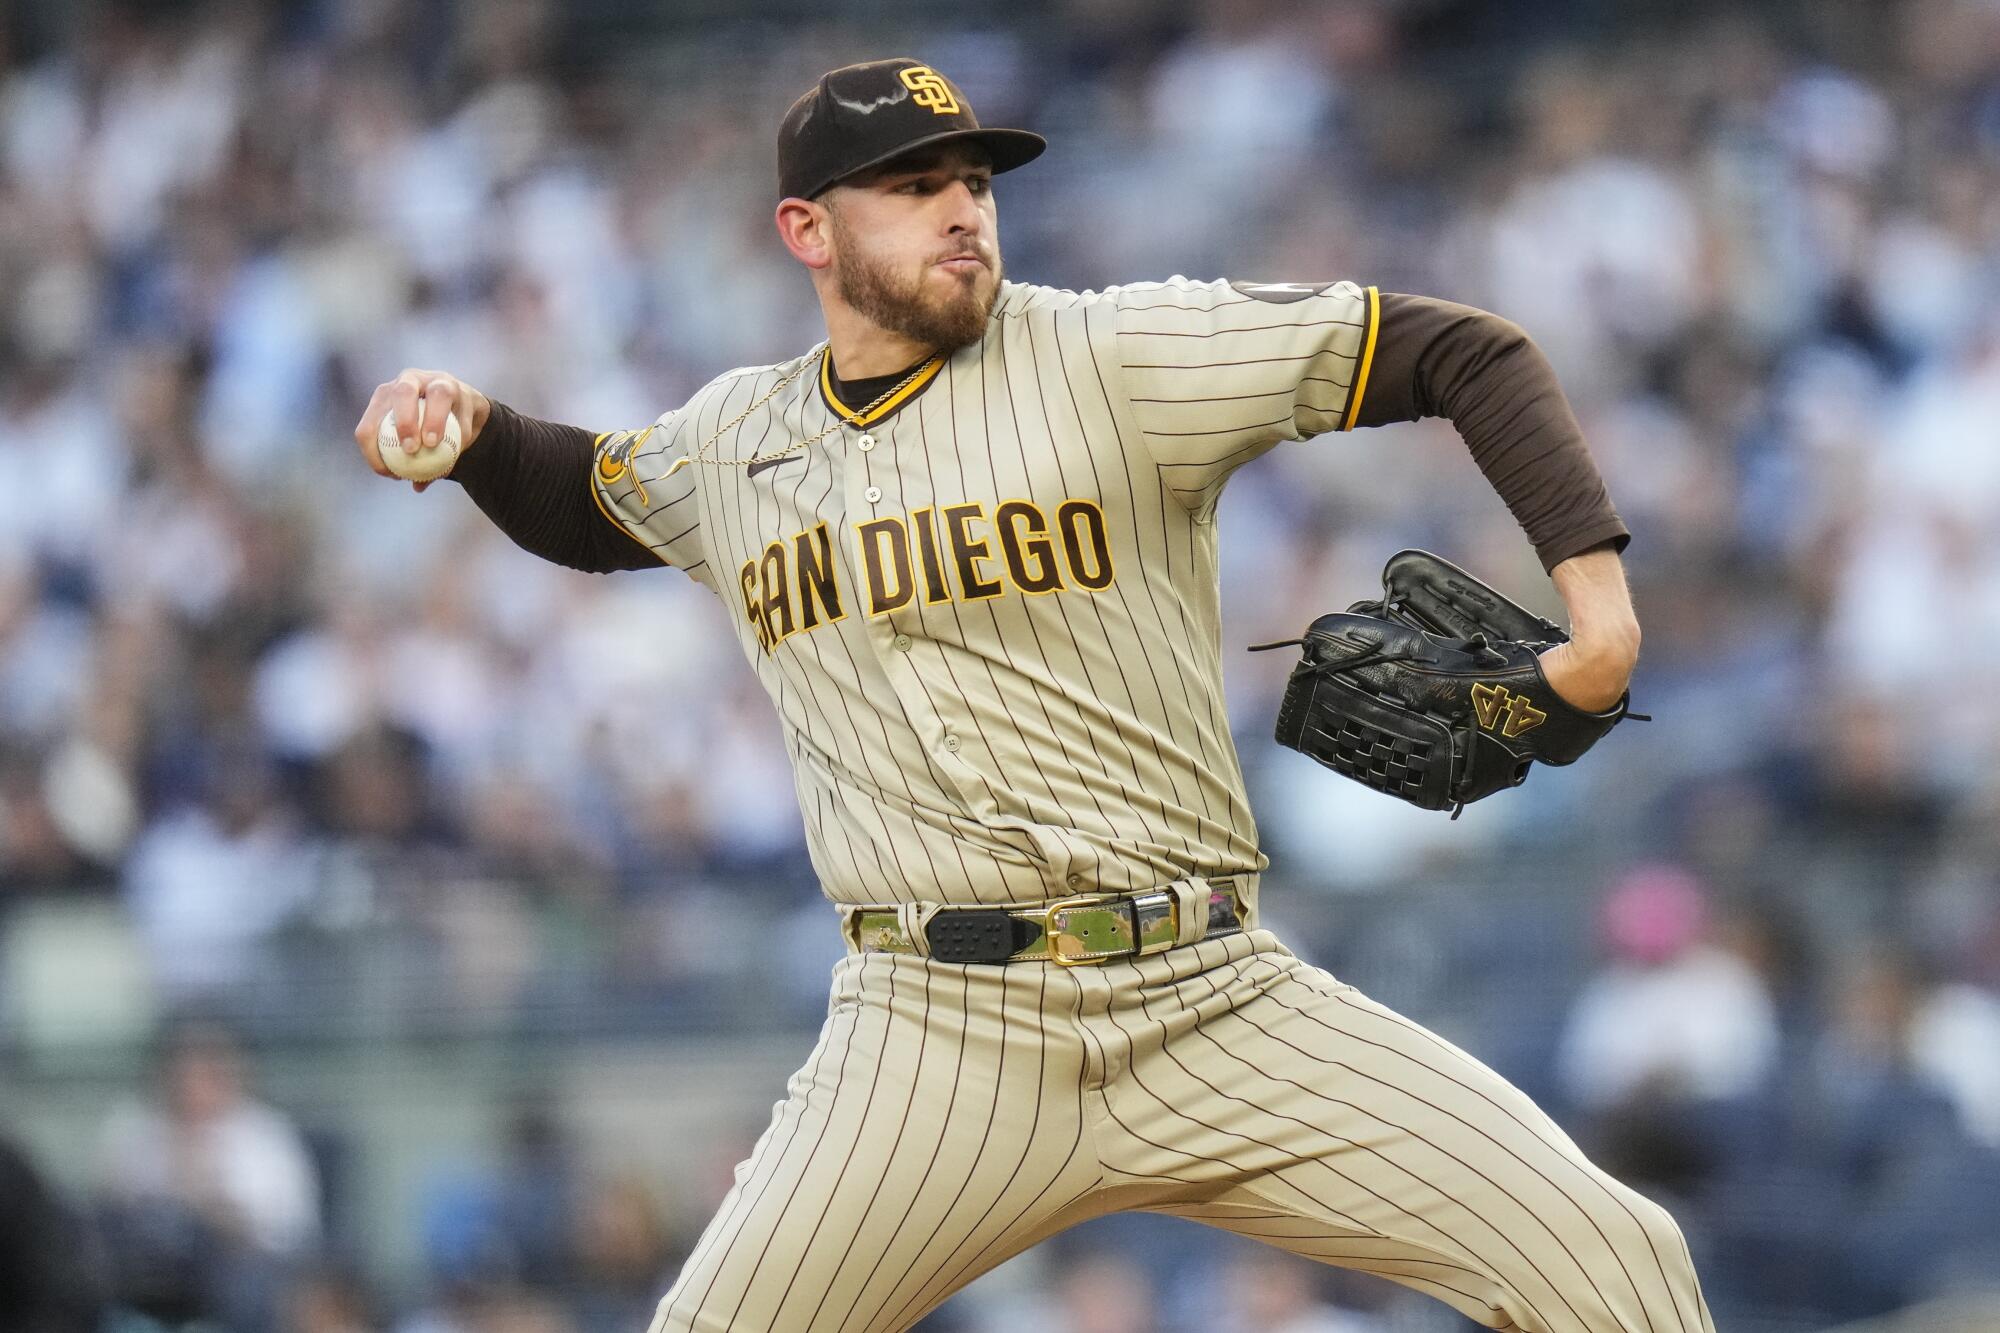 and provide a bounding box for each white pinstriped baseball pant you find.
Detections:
[649,929,1713,1333]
